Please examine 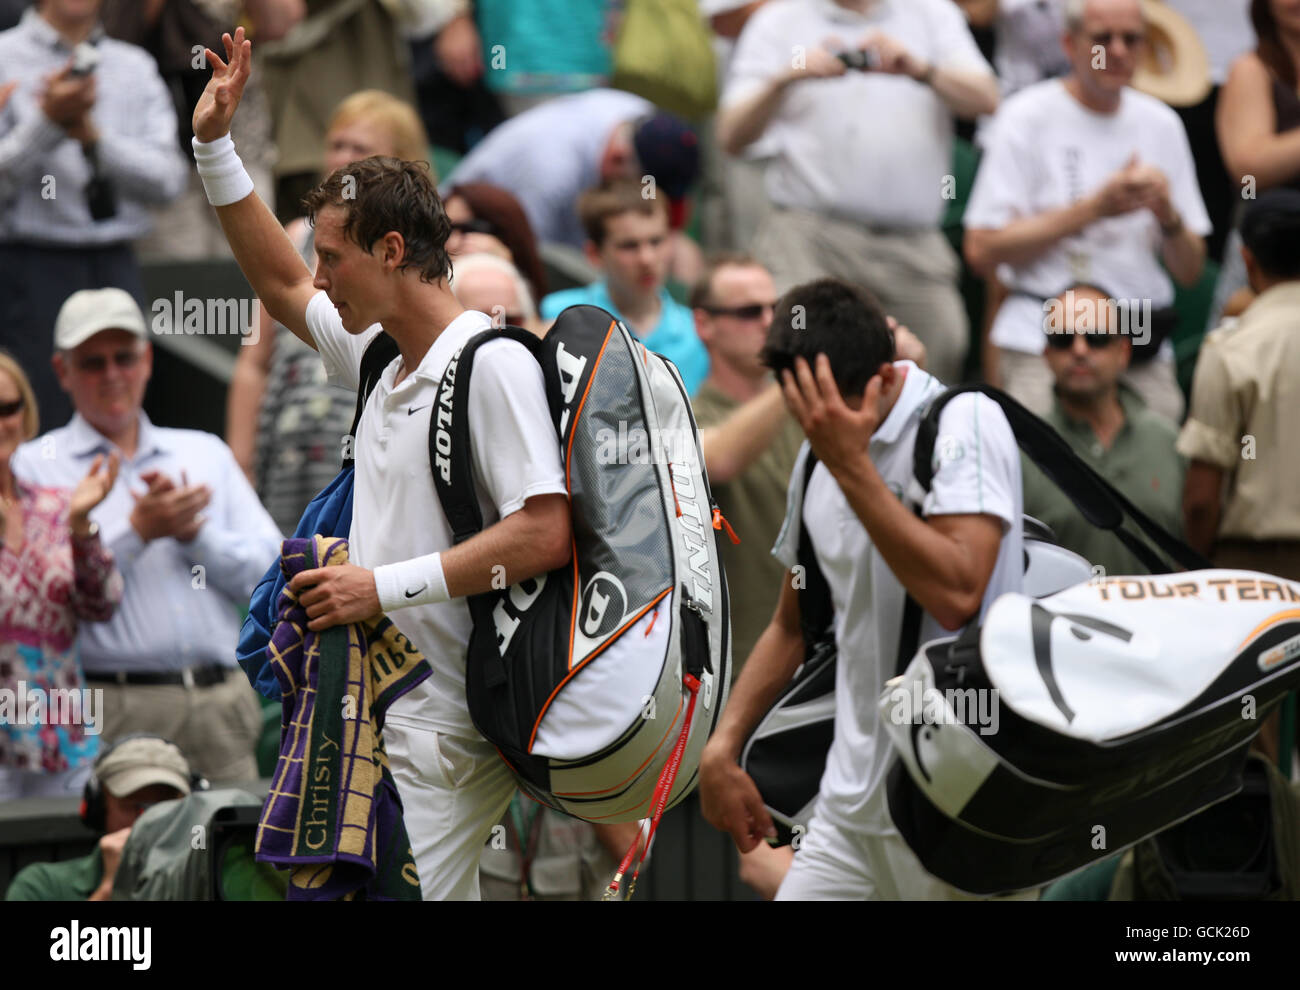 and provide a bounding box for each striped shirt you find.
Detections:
[0,8,187,246]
